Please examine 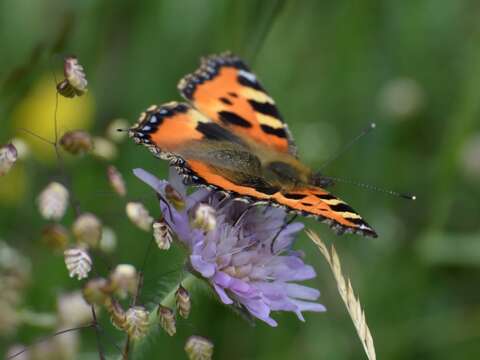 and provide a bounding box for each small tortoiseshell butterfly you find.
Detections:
[129,52,377,237]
